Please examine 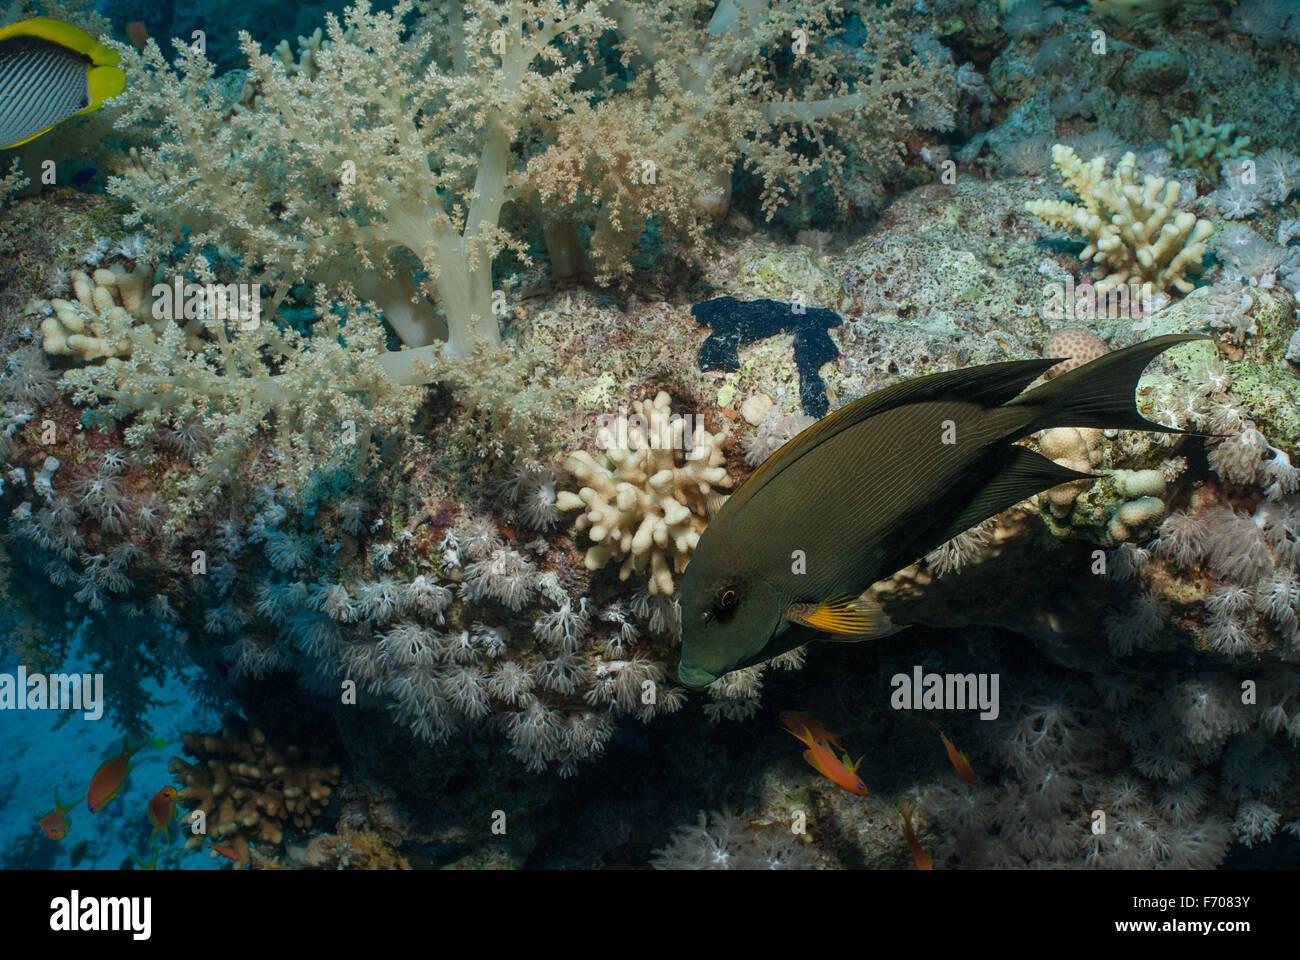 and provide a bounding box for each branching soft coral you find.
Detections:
[110,0,949,372]
[111,0,611,361]
[59,287,422,518]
